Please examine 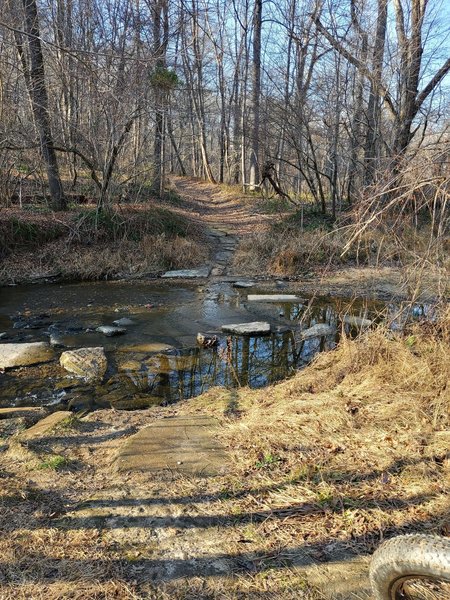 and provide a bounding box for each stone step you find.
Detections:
[162,267,211,279]
[19,411,73,441]
[115,415,228,477]
[221,321,271,335]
